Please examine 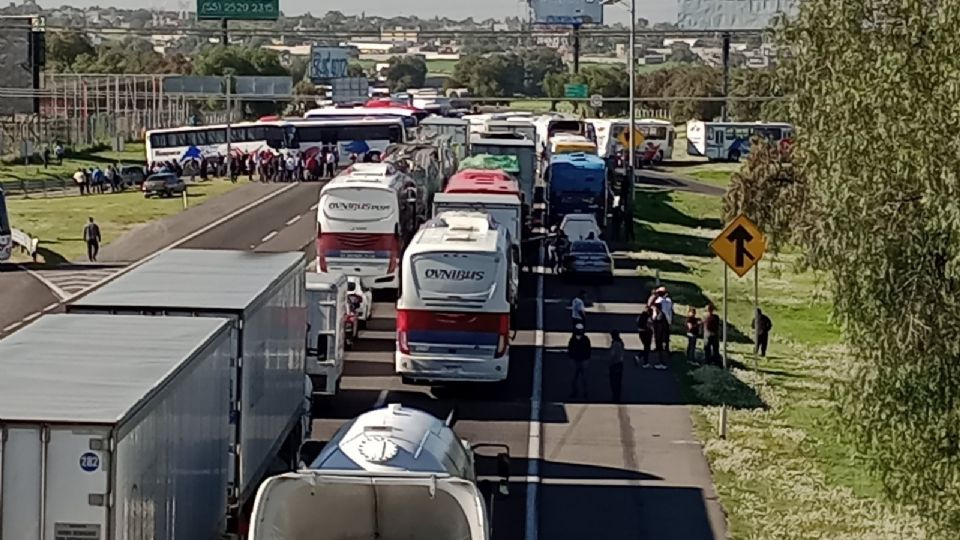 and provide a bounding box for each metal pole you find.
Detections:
[572,24,581,75]
[627,0,636,208]
[753,264,759,369]
[721,32,731,121]
[221,18,228,46]
[720,263,729,439]
[225,74,232,180]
